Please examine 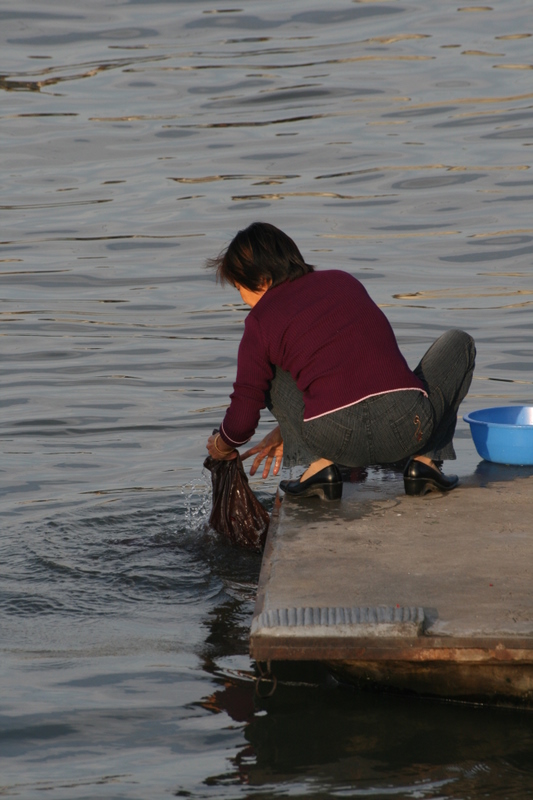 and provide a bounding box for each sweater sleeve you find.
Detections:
[219,313,274,447]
